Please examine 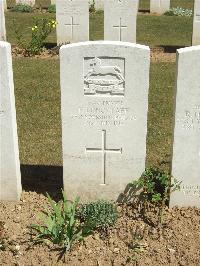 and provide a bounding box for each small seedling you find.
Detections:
[31,191,93,252]
[131,168,181,226]
[77,200,118,230]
